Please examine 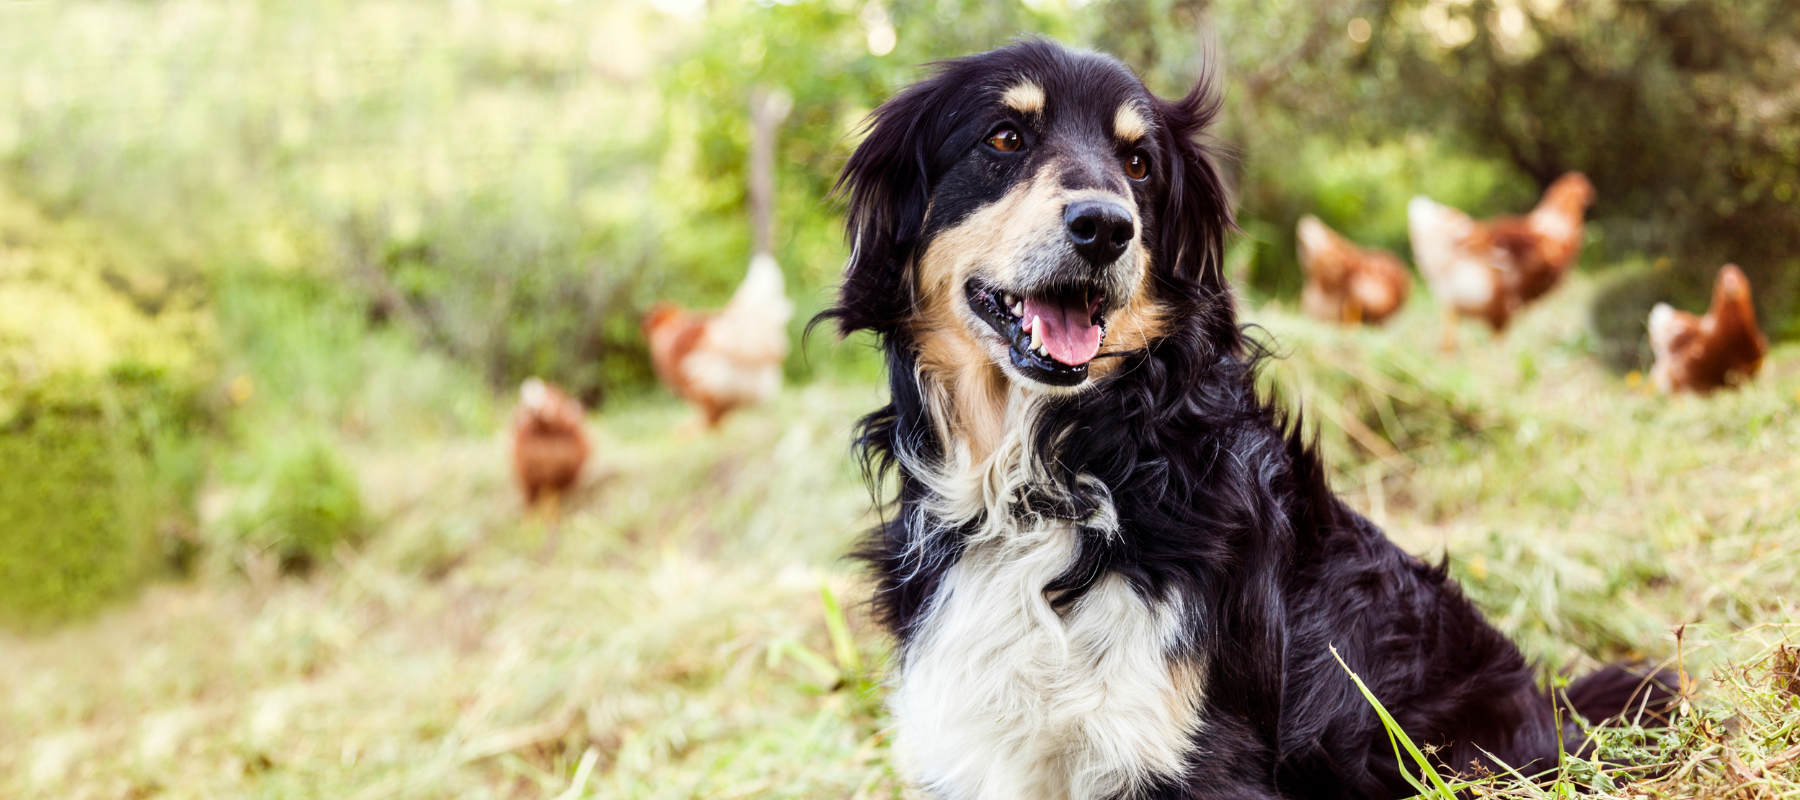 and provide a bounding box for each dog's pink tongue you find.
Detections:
[1024,295,1103,366]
